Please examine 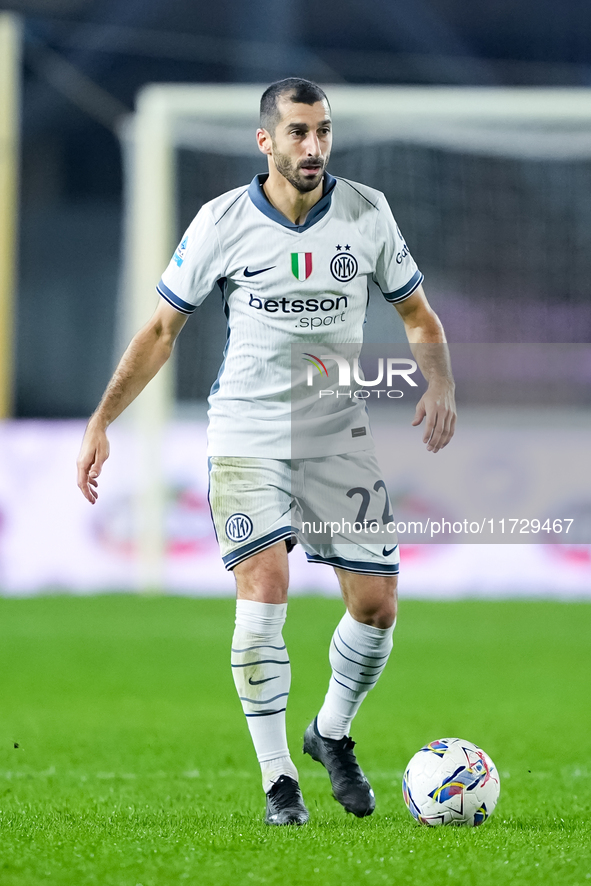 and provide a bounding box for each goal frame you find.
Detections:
[122,84,591,590]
